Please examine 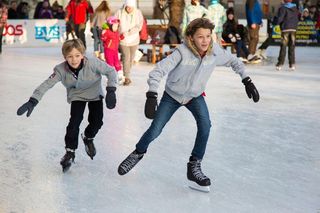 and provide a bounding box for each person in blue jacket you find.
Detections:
[117,18,260,193]
[245,0,263,63]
